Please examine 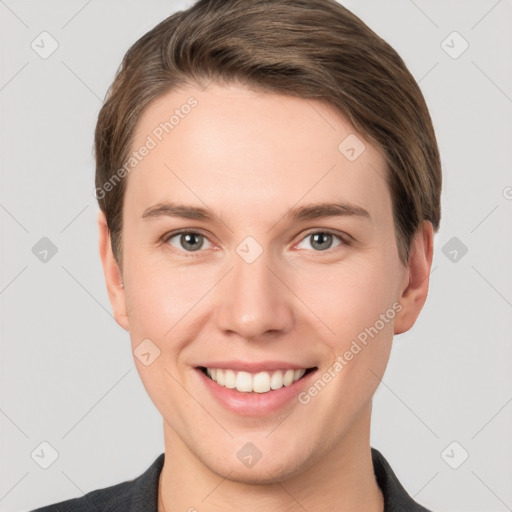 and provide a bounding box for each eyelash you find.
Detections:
[161,229,352,257]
